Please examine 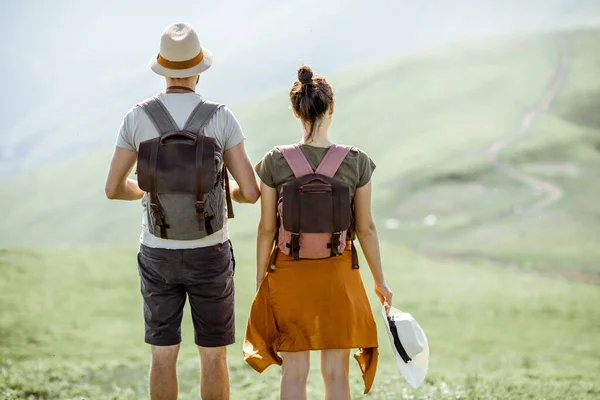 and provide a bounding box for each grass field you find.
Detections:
[2,30,599,273]
[2,28,600,399]
[1,240,599,400]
